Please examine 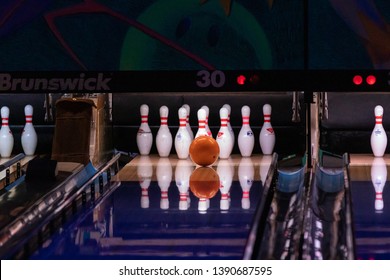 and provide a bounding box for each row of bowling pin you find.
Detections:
[136,103,275,159]
[136,156,272,212]
[0,105,37,157]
